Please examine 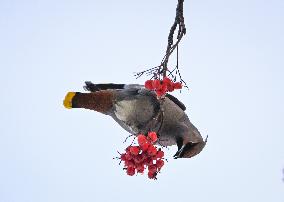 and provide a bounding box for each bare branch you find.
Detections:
[135,0,188,88]
[161,0,186,76]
